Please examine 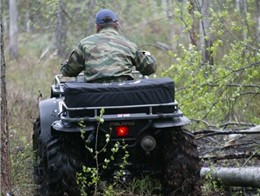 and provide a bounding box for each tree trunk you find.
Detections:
[85,0,96,35]
[0,0,12,194]
[167,0,176,50]
[199,0,213,65]
[188,0,198,46]
[9,0,18,58]
[201,167,260,188]
[256,0,260,43]
[26,11,31,33]
[55,0,67,57]
[238,0,248,40]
